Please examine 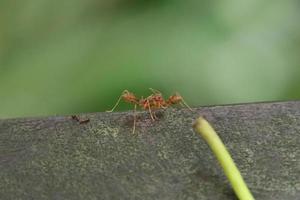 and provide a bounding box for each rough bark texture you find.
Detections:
[0,101,300,200]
